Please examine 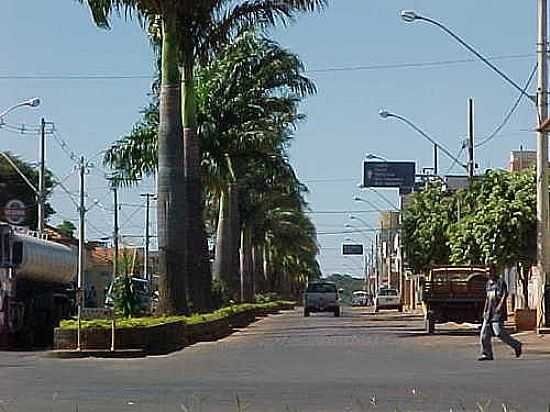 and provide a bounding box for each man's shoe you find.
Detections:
[478,356,494,361]
[515,344,522,358]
